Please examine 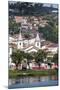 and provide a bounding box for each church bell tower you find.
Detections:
[17,29,23,50]
[35,33,41,49]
